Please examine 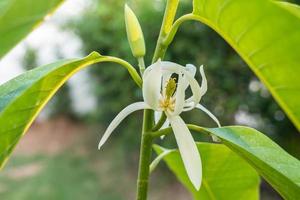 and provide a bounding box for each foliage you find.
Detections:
[191,126,300,199]
[0,52,140,168]
[22,47,75,118]
[154,143,260,200]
